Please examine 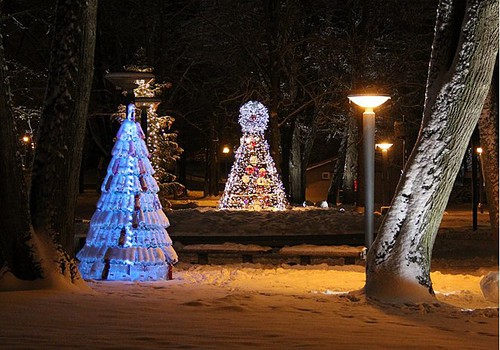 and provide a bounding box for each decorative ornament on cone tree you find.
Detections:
[77,103,178,281]
[218,101,288,211]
